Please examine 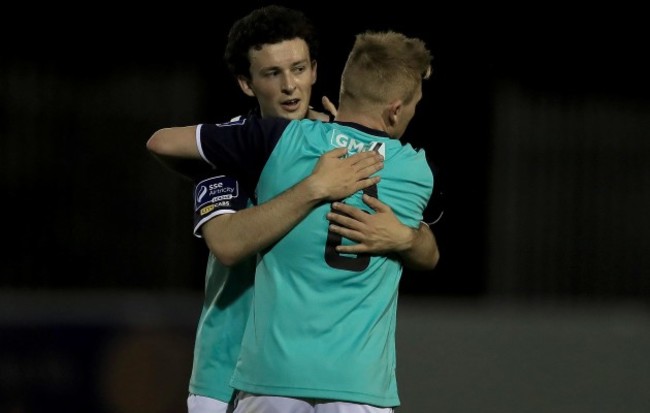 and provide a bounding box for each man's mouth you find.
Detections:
[281,99,300,111]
